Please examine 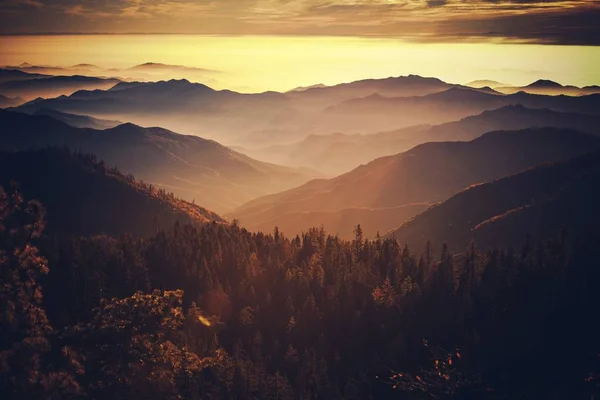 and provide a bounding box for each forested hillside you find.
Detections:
[2,182,600,399]
[0,148,222,237]
[387,151,600,250]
